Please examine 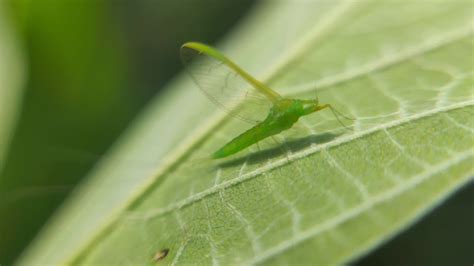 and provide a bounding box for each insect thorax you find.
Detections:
[265,99,305,131]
